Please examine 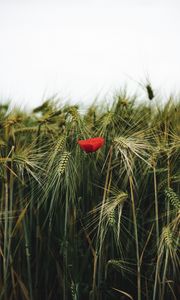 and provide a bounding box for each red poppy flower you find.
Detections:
[78,137,105,153]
